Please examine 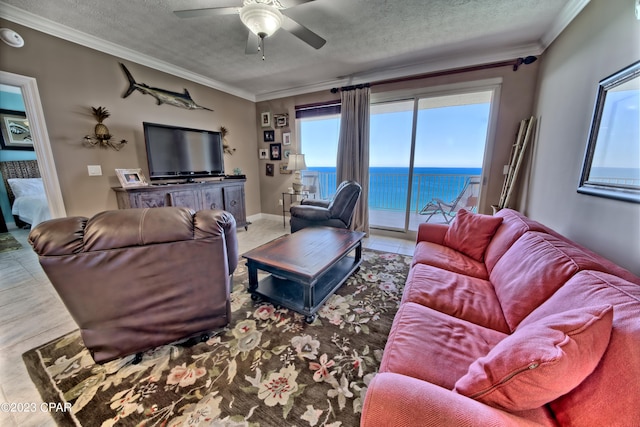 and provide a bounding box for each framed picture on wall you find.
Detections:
[0,110,33,150]
[261,112,271,128]
[264,130,275,142]
[274,114,288,128]
[270,143,281,160]
[259,148,268,159]
[266,163,274,177]
[282,132,291,146]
